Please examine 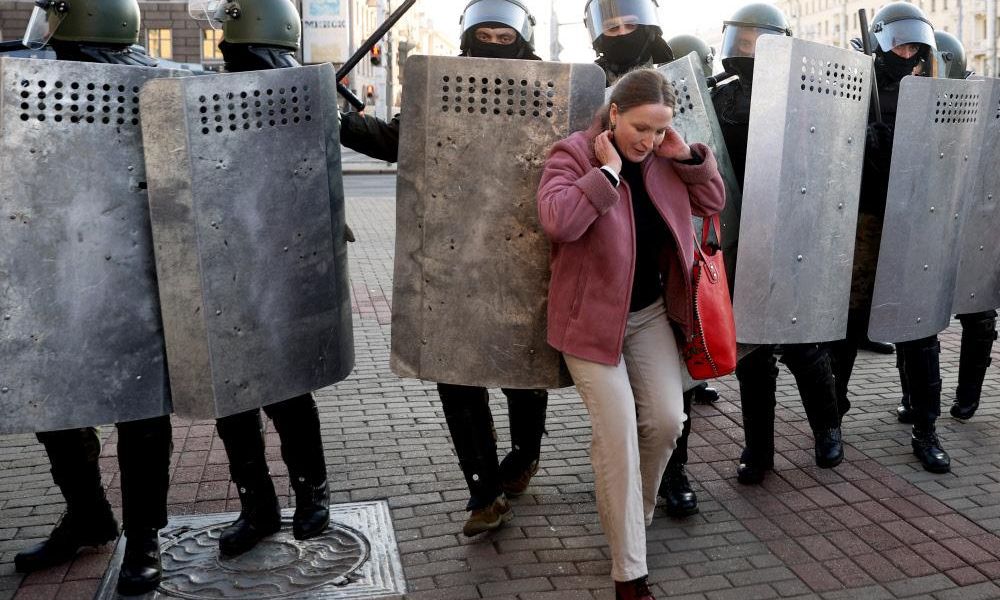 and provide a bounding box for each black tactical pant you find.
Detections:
[955,310,998,405]
[665,391,693,469]
[215,394,327,491]
[735,344,840,467]
[895,336,943,428]
[437,384,547,510]
[36,415,173,532]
